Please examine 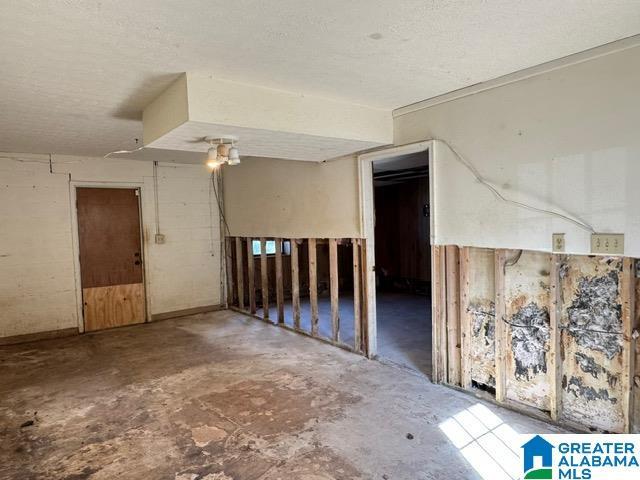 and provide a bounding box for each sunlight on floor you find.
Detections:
[439,403,521,480]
